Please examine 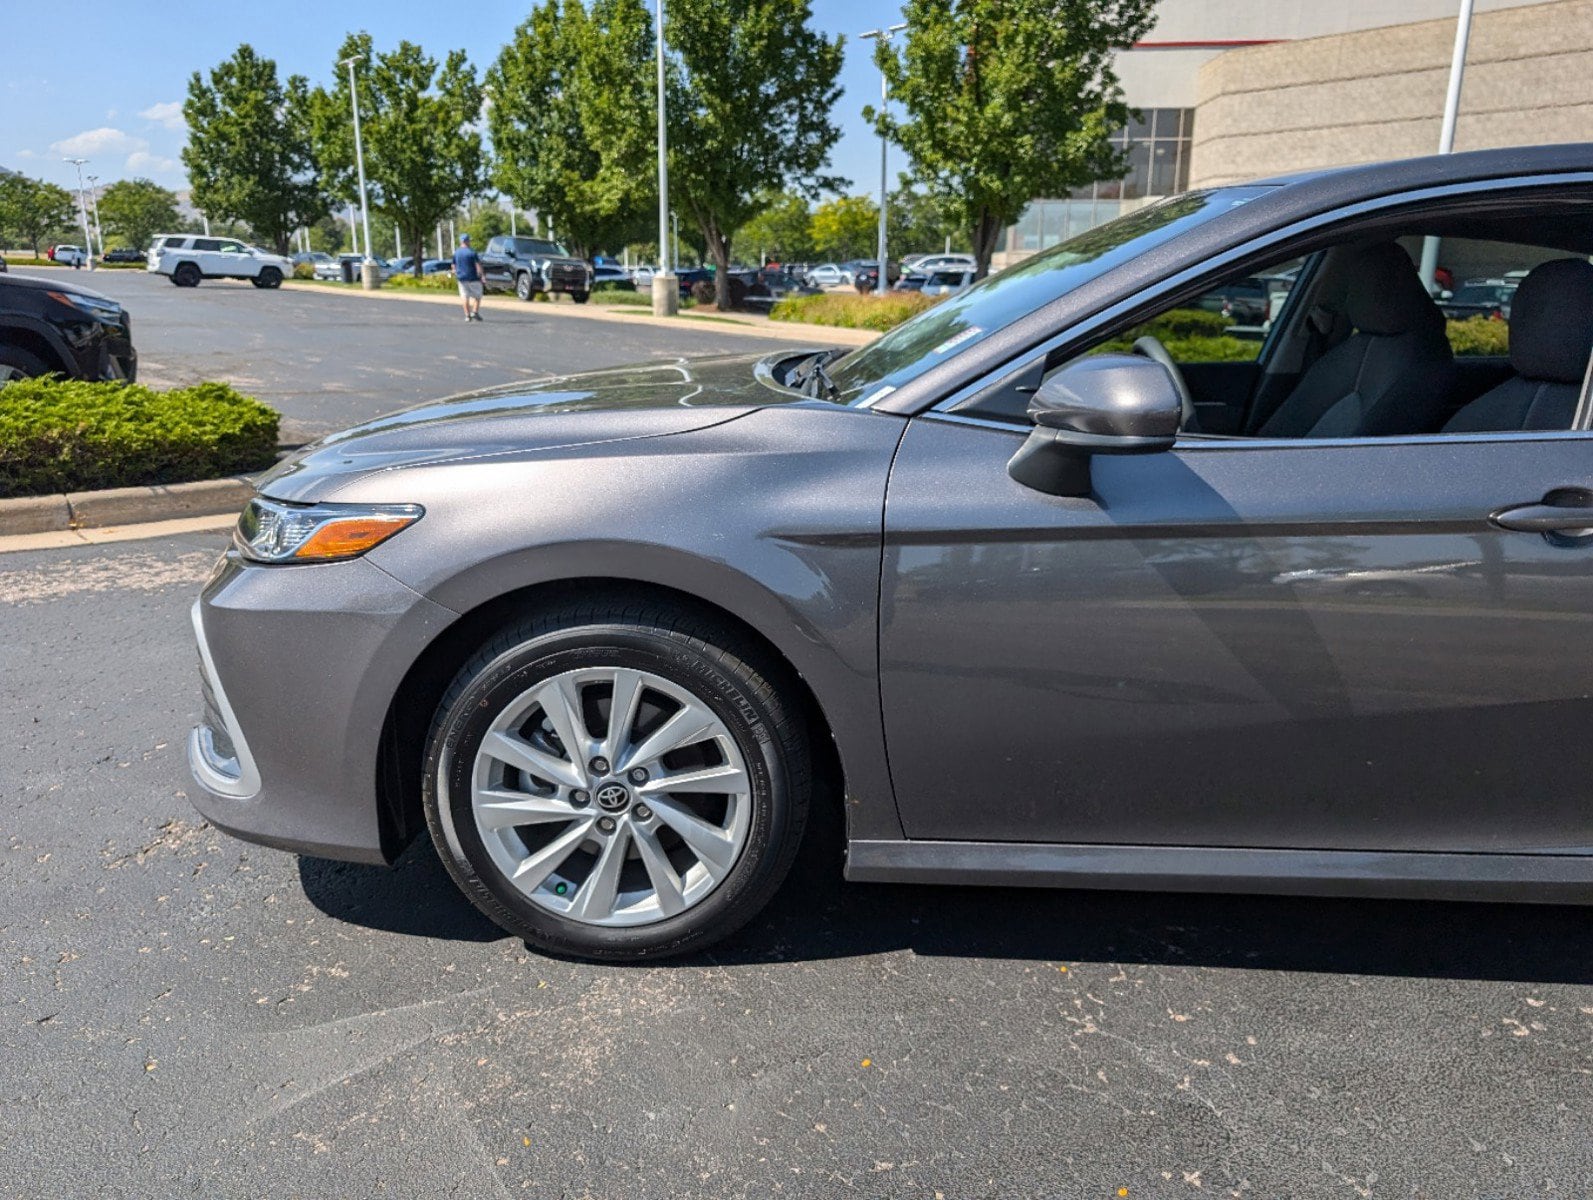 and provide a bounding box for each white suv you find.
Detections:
[146,234,291,289]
